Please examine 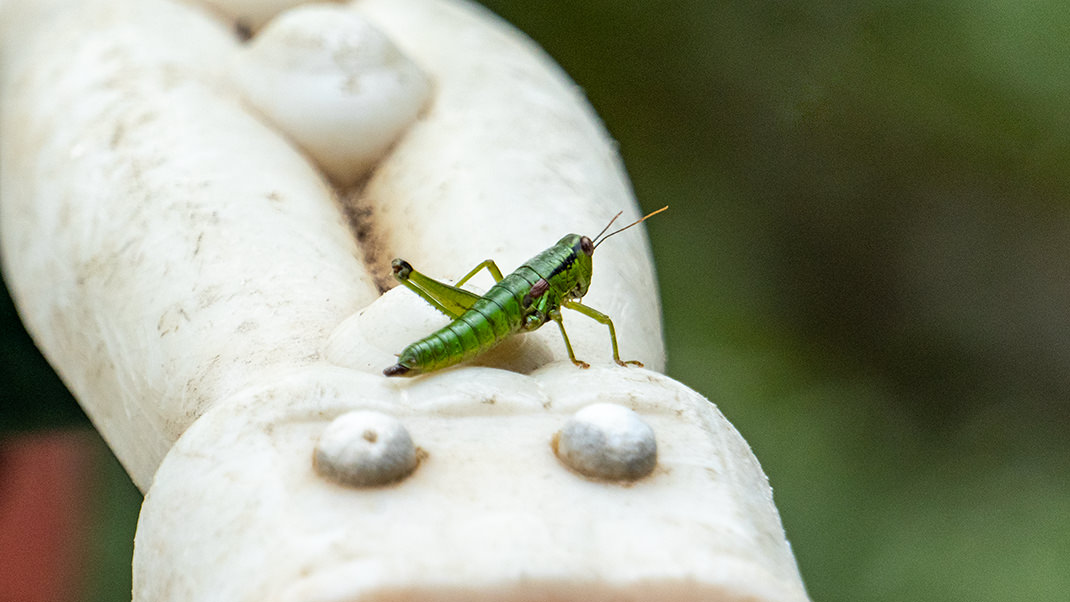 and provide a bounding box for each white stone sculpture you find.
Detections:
[0,0,809,600]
